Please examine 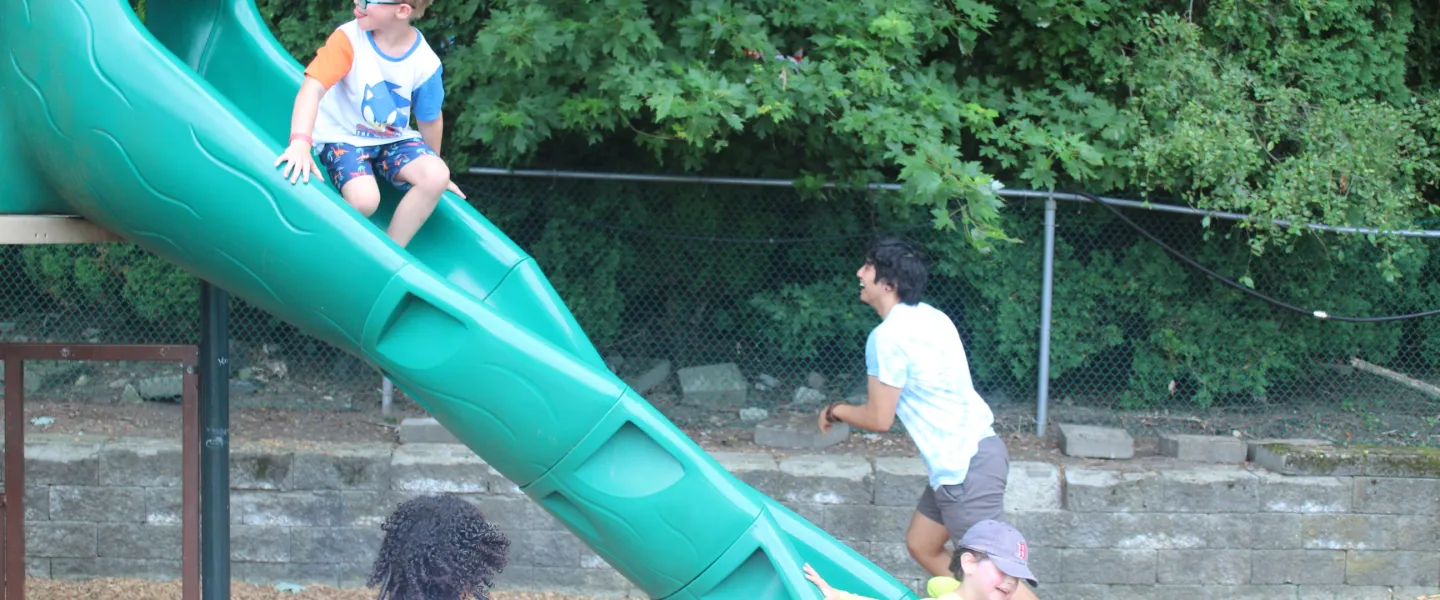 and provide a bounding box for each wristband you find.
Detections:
[289,133,313,145]
[824,402,843,424]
